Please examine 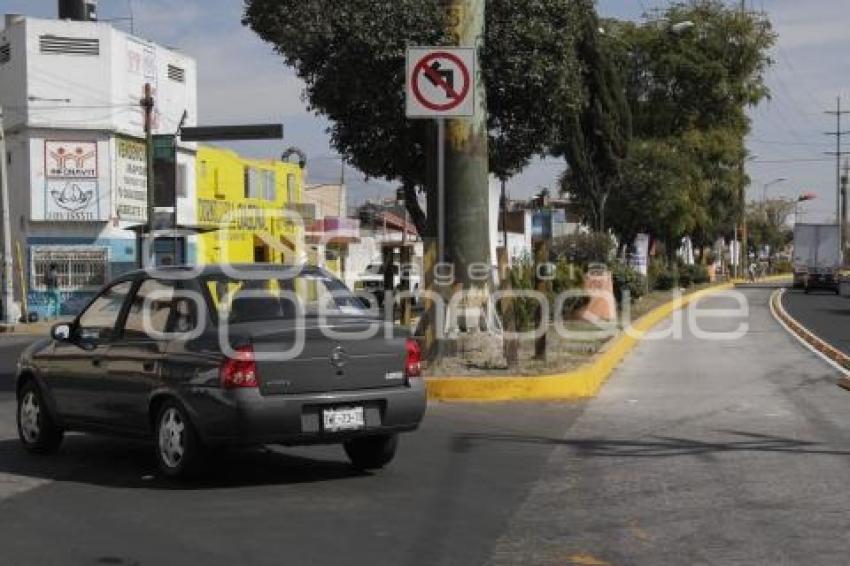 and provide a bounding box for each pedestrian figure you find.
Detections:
[748,261,757,283]
[45,263,60,320]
